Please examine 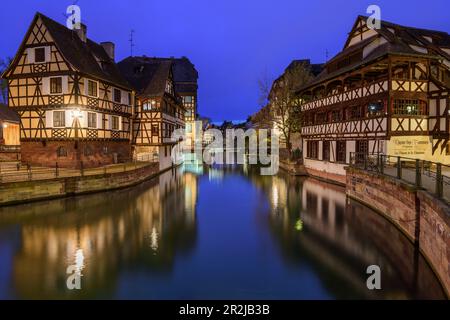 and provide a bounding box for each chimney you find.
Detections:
[76,23,87,43]
[101,42,115,61]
